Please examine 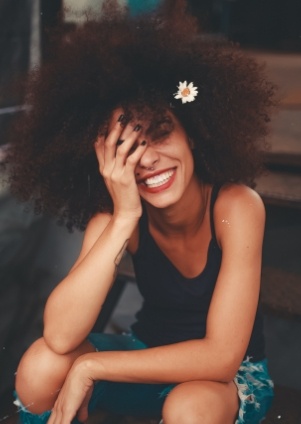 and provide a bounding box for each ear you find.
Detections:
[188,137,195,149]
